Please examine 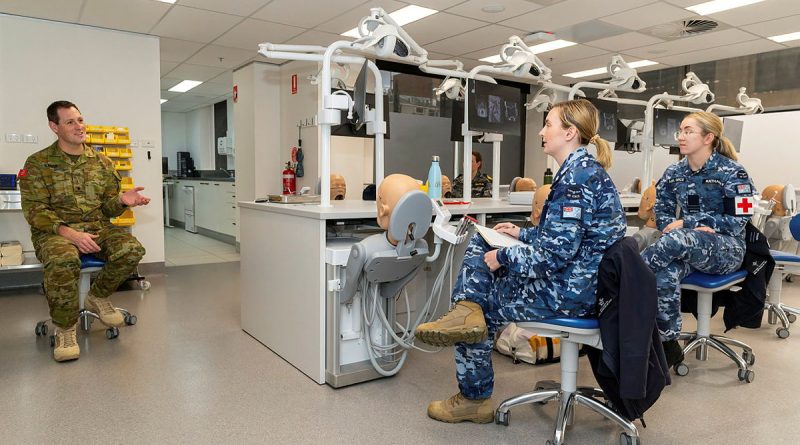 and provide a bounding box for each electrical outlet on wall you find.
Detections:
[5,133,21,143]
[129,139,139,147]
[141,139,155,148]
[23,134,37,143]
